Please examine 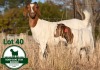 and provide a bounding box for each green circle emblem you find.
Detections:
[1,45,28,69]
